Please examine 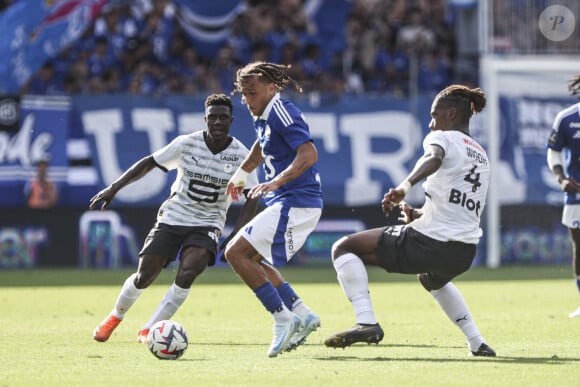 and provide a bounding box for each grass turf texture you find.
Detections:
[1,266,579,386]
